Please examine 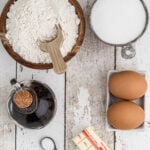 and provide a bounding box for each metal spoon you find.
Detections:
[40,137,57,150]
[39,27,67,74]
